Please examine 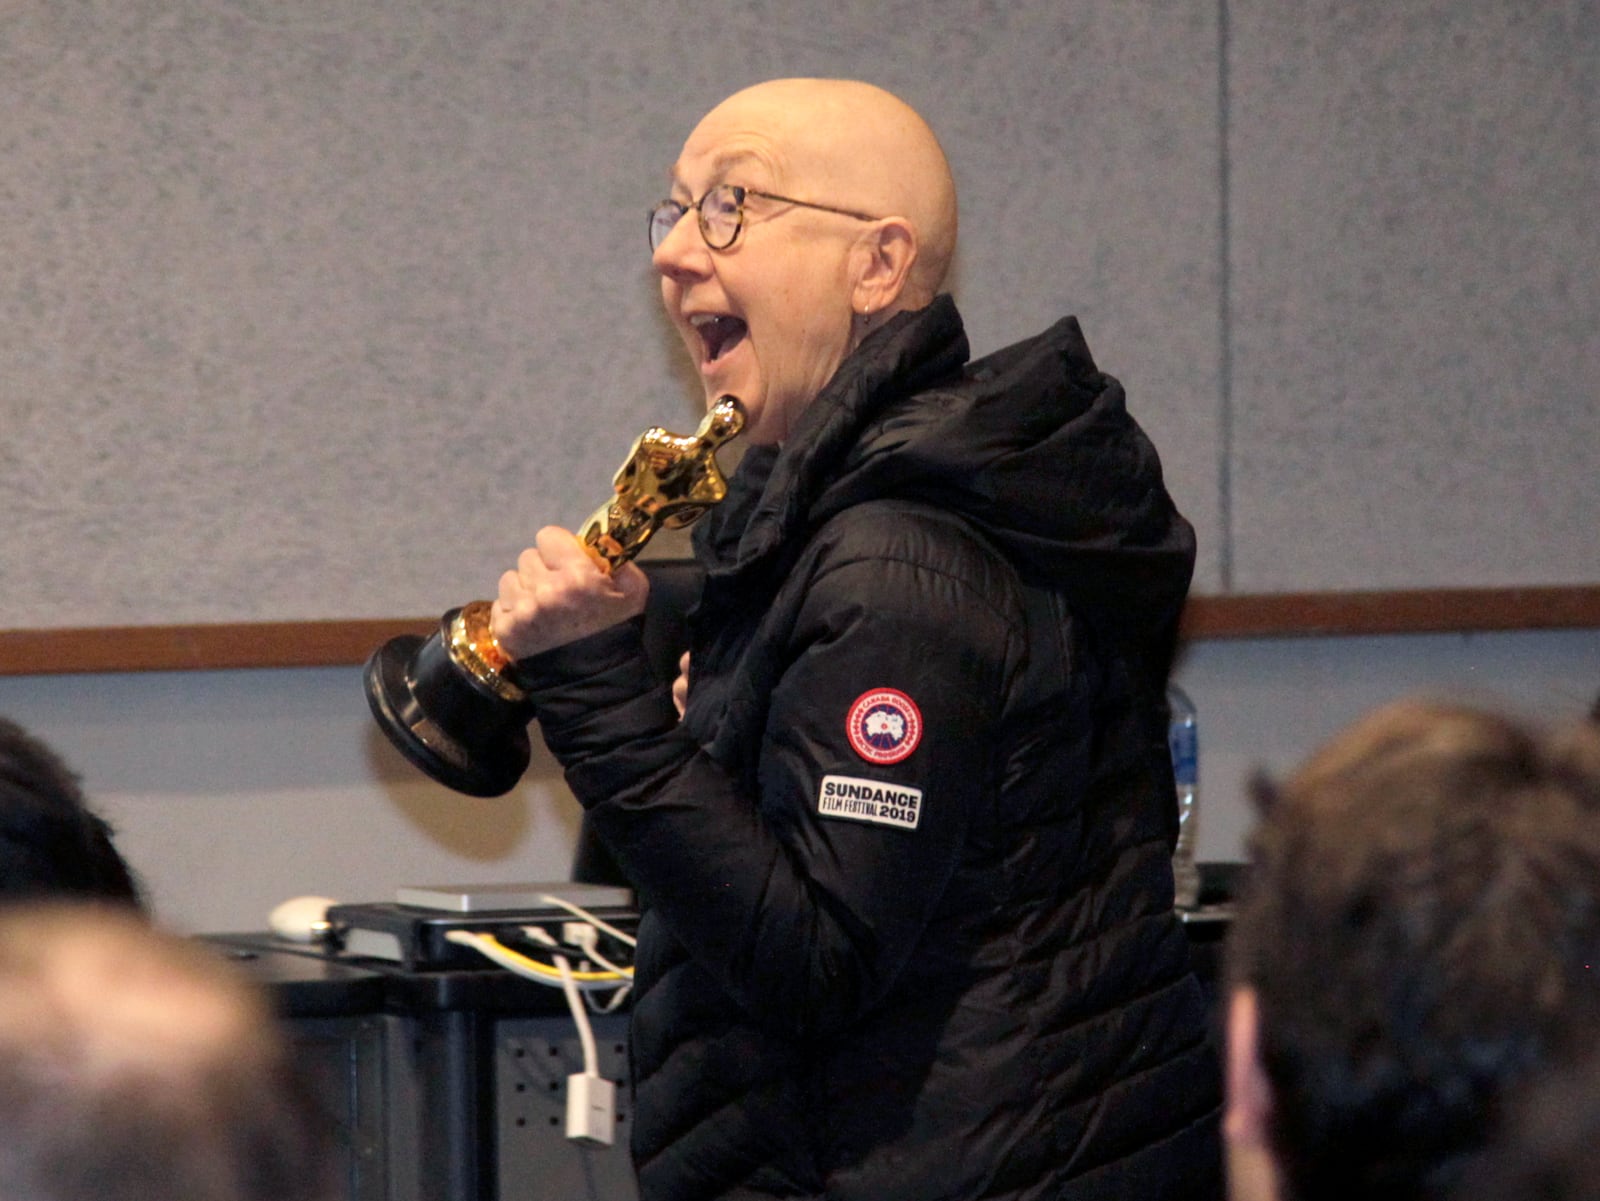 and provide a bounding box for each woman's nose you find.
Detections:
[652,212,710,280]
